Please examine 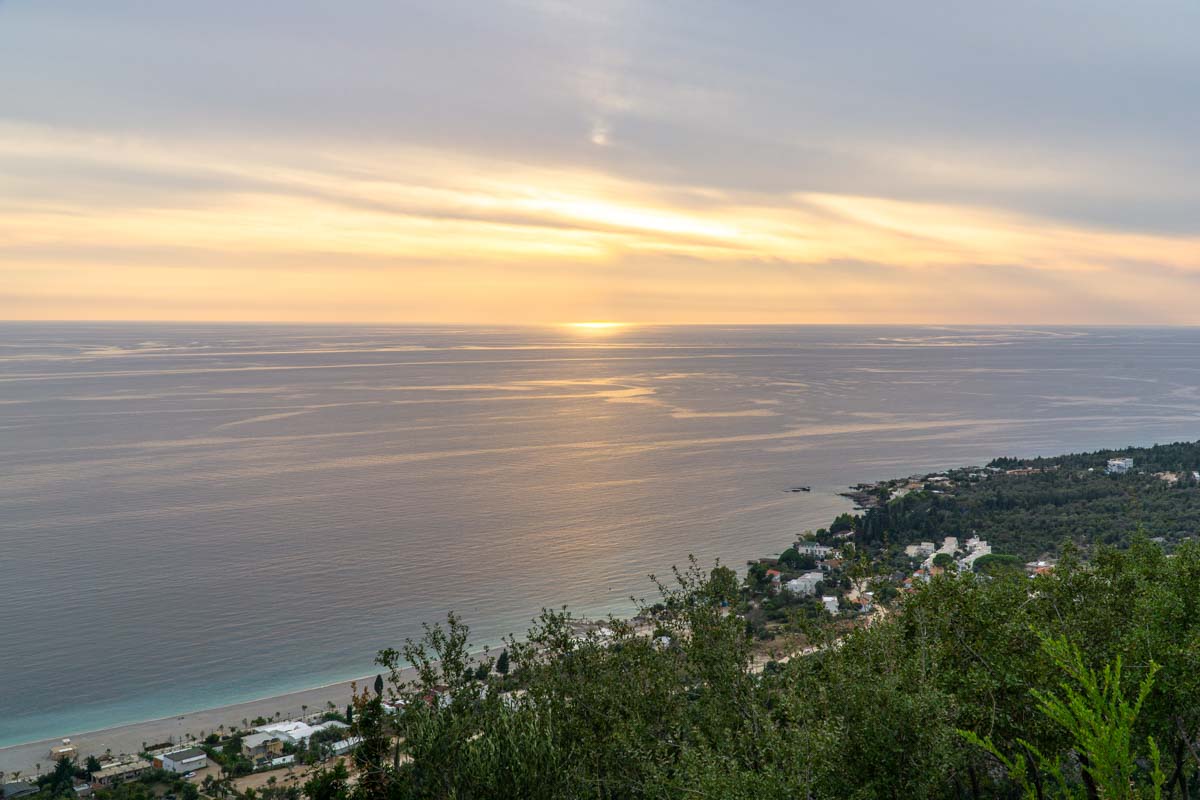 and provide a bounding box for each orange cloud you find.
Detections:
[3,124,1200,323]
